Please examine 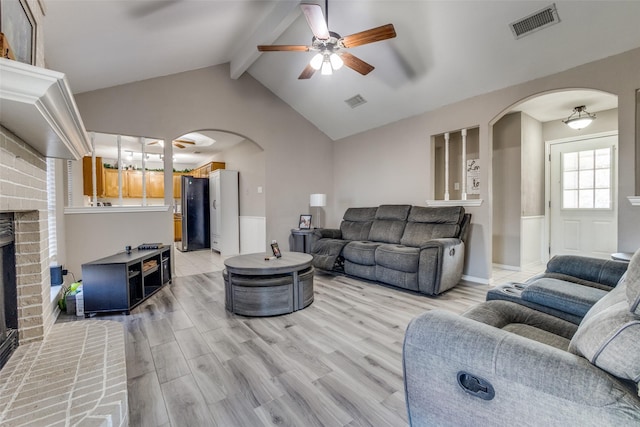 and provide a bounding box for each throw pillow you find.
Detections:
[625,250,640,315]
